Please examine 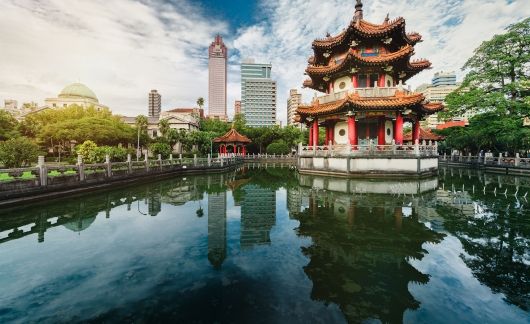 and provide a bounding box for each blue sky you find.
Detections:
[0,0,529,123]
